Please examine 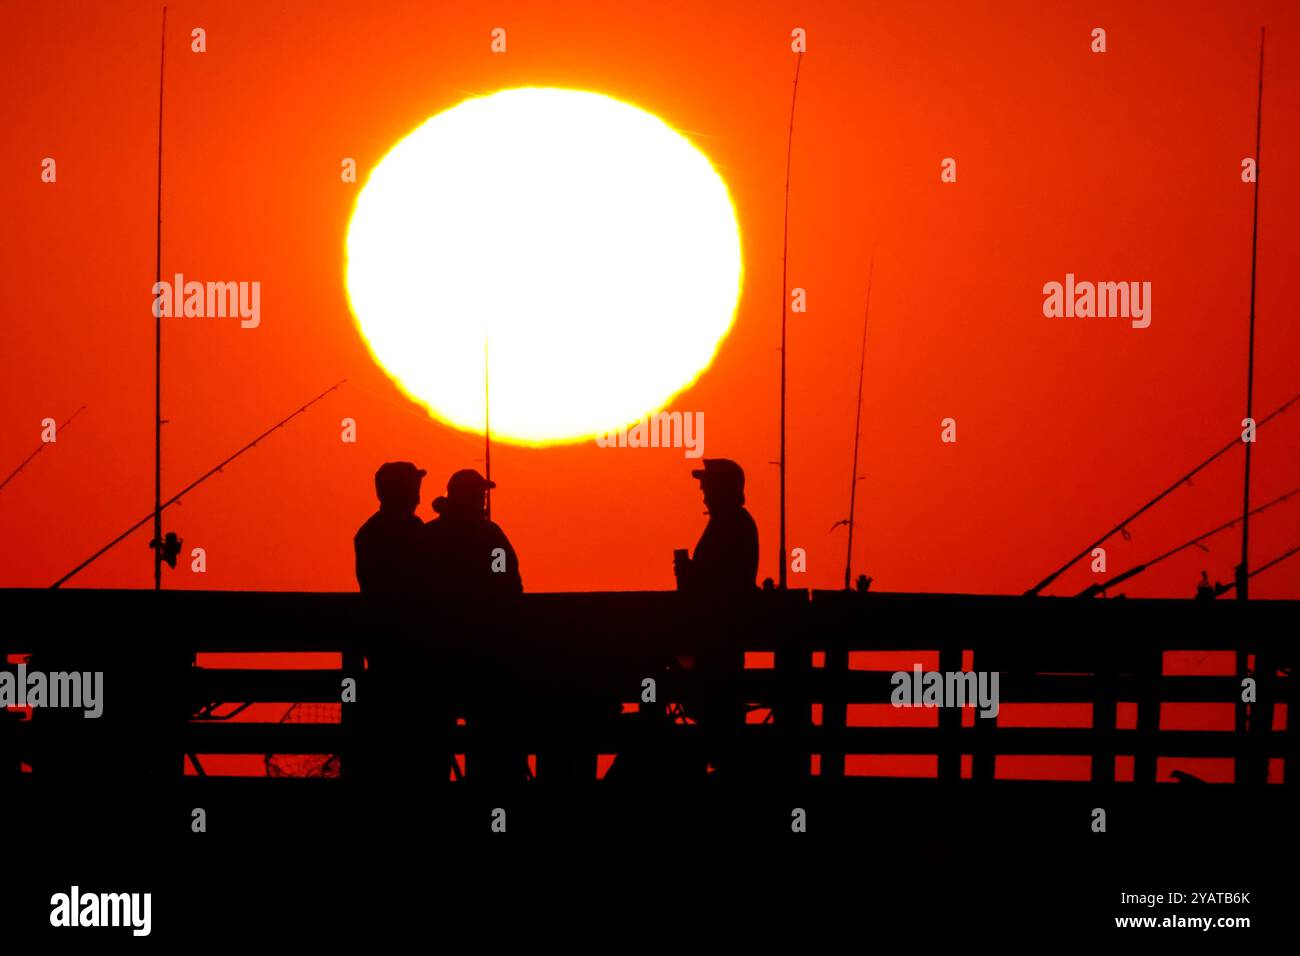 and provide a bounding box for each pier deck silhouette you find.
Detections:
[5,588,1295,793]
[4,587,1296,930]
